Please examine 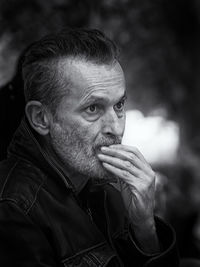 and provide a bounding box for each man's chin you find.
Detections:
[75,156,116,181]
[89,162,116,182]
